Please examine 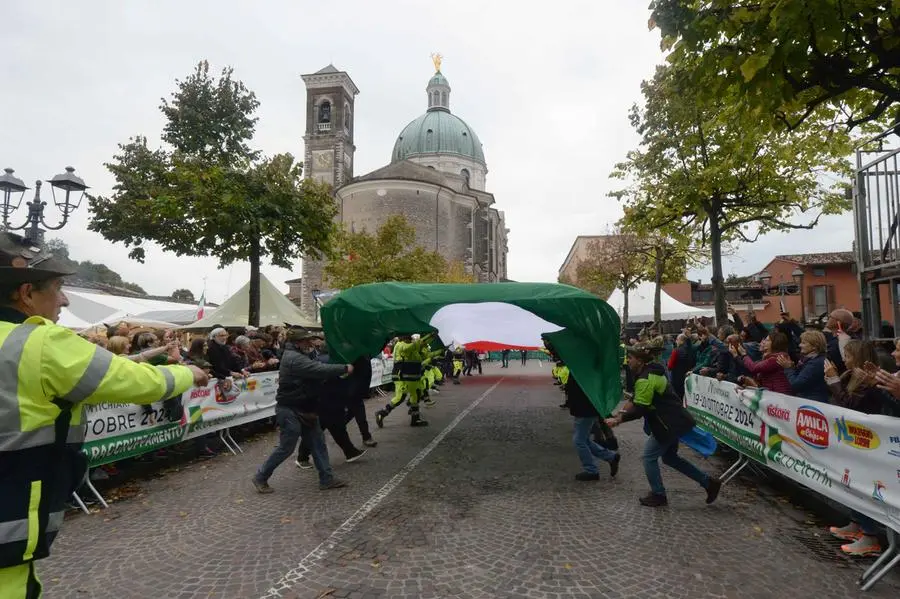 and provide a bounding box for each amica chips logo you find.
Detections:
[834,417,880,450]
[796,406,829,449]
